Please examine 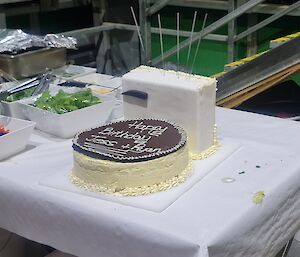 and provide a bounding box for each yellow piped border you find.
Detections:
[191,143,220,160]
